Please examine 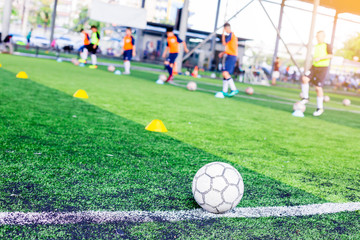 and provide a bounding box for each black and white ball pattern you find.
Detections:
[192,162,244,214]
